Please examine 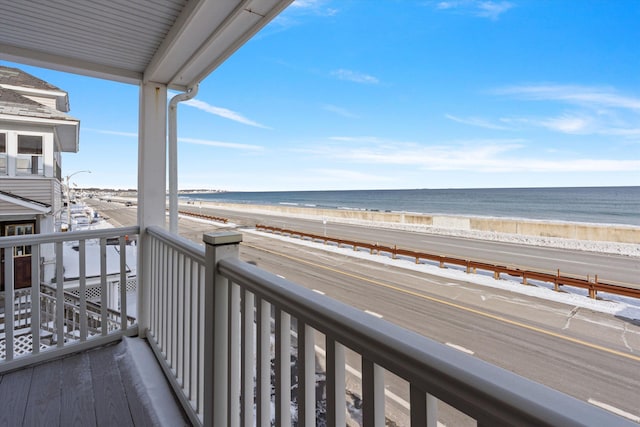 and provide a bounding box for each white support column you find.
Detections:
[137,81,167,338]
